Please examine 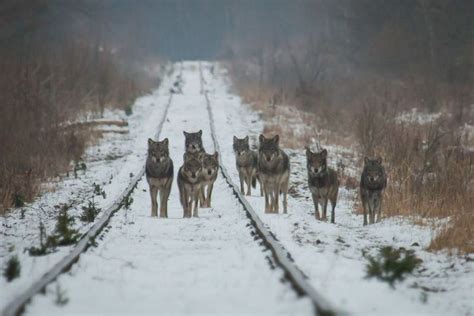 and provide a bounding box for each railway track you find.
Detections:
[199,63,341,316]
[1,66,180,316]
[3,62,341,316]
